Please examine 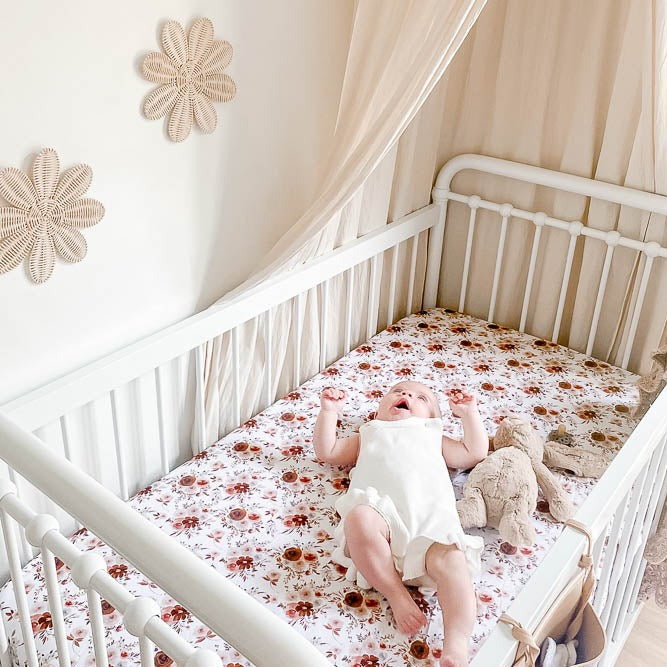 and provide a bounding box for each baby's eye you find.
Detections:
[418,395,427,401]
